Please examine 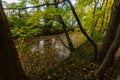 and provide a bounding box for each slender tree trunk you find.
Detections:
[66,0,98,60]
[0,1,27,80]
[54,0,74,52]
[98,0,120,62]
[90,0,99,37]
